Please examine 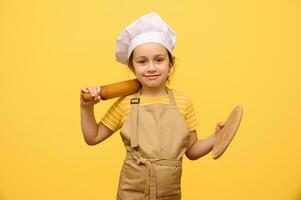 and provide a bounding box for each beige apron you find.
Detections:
[117,87,190,200]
